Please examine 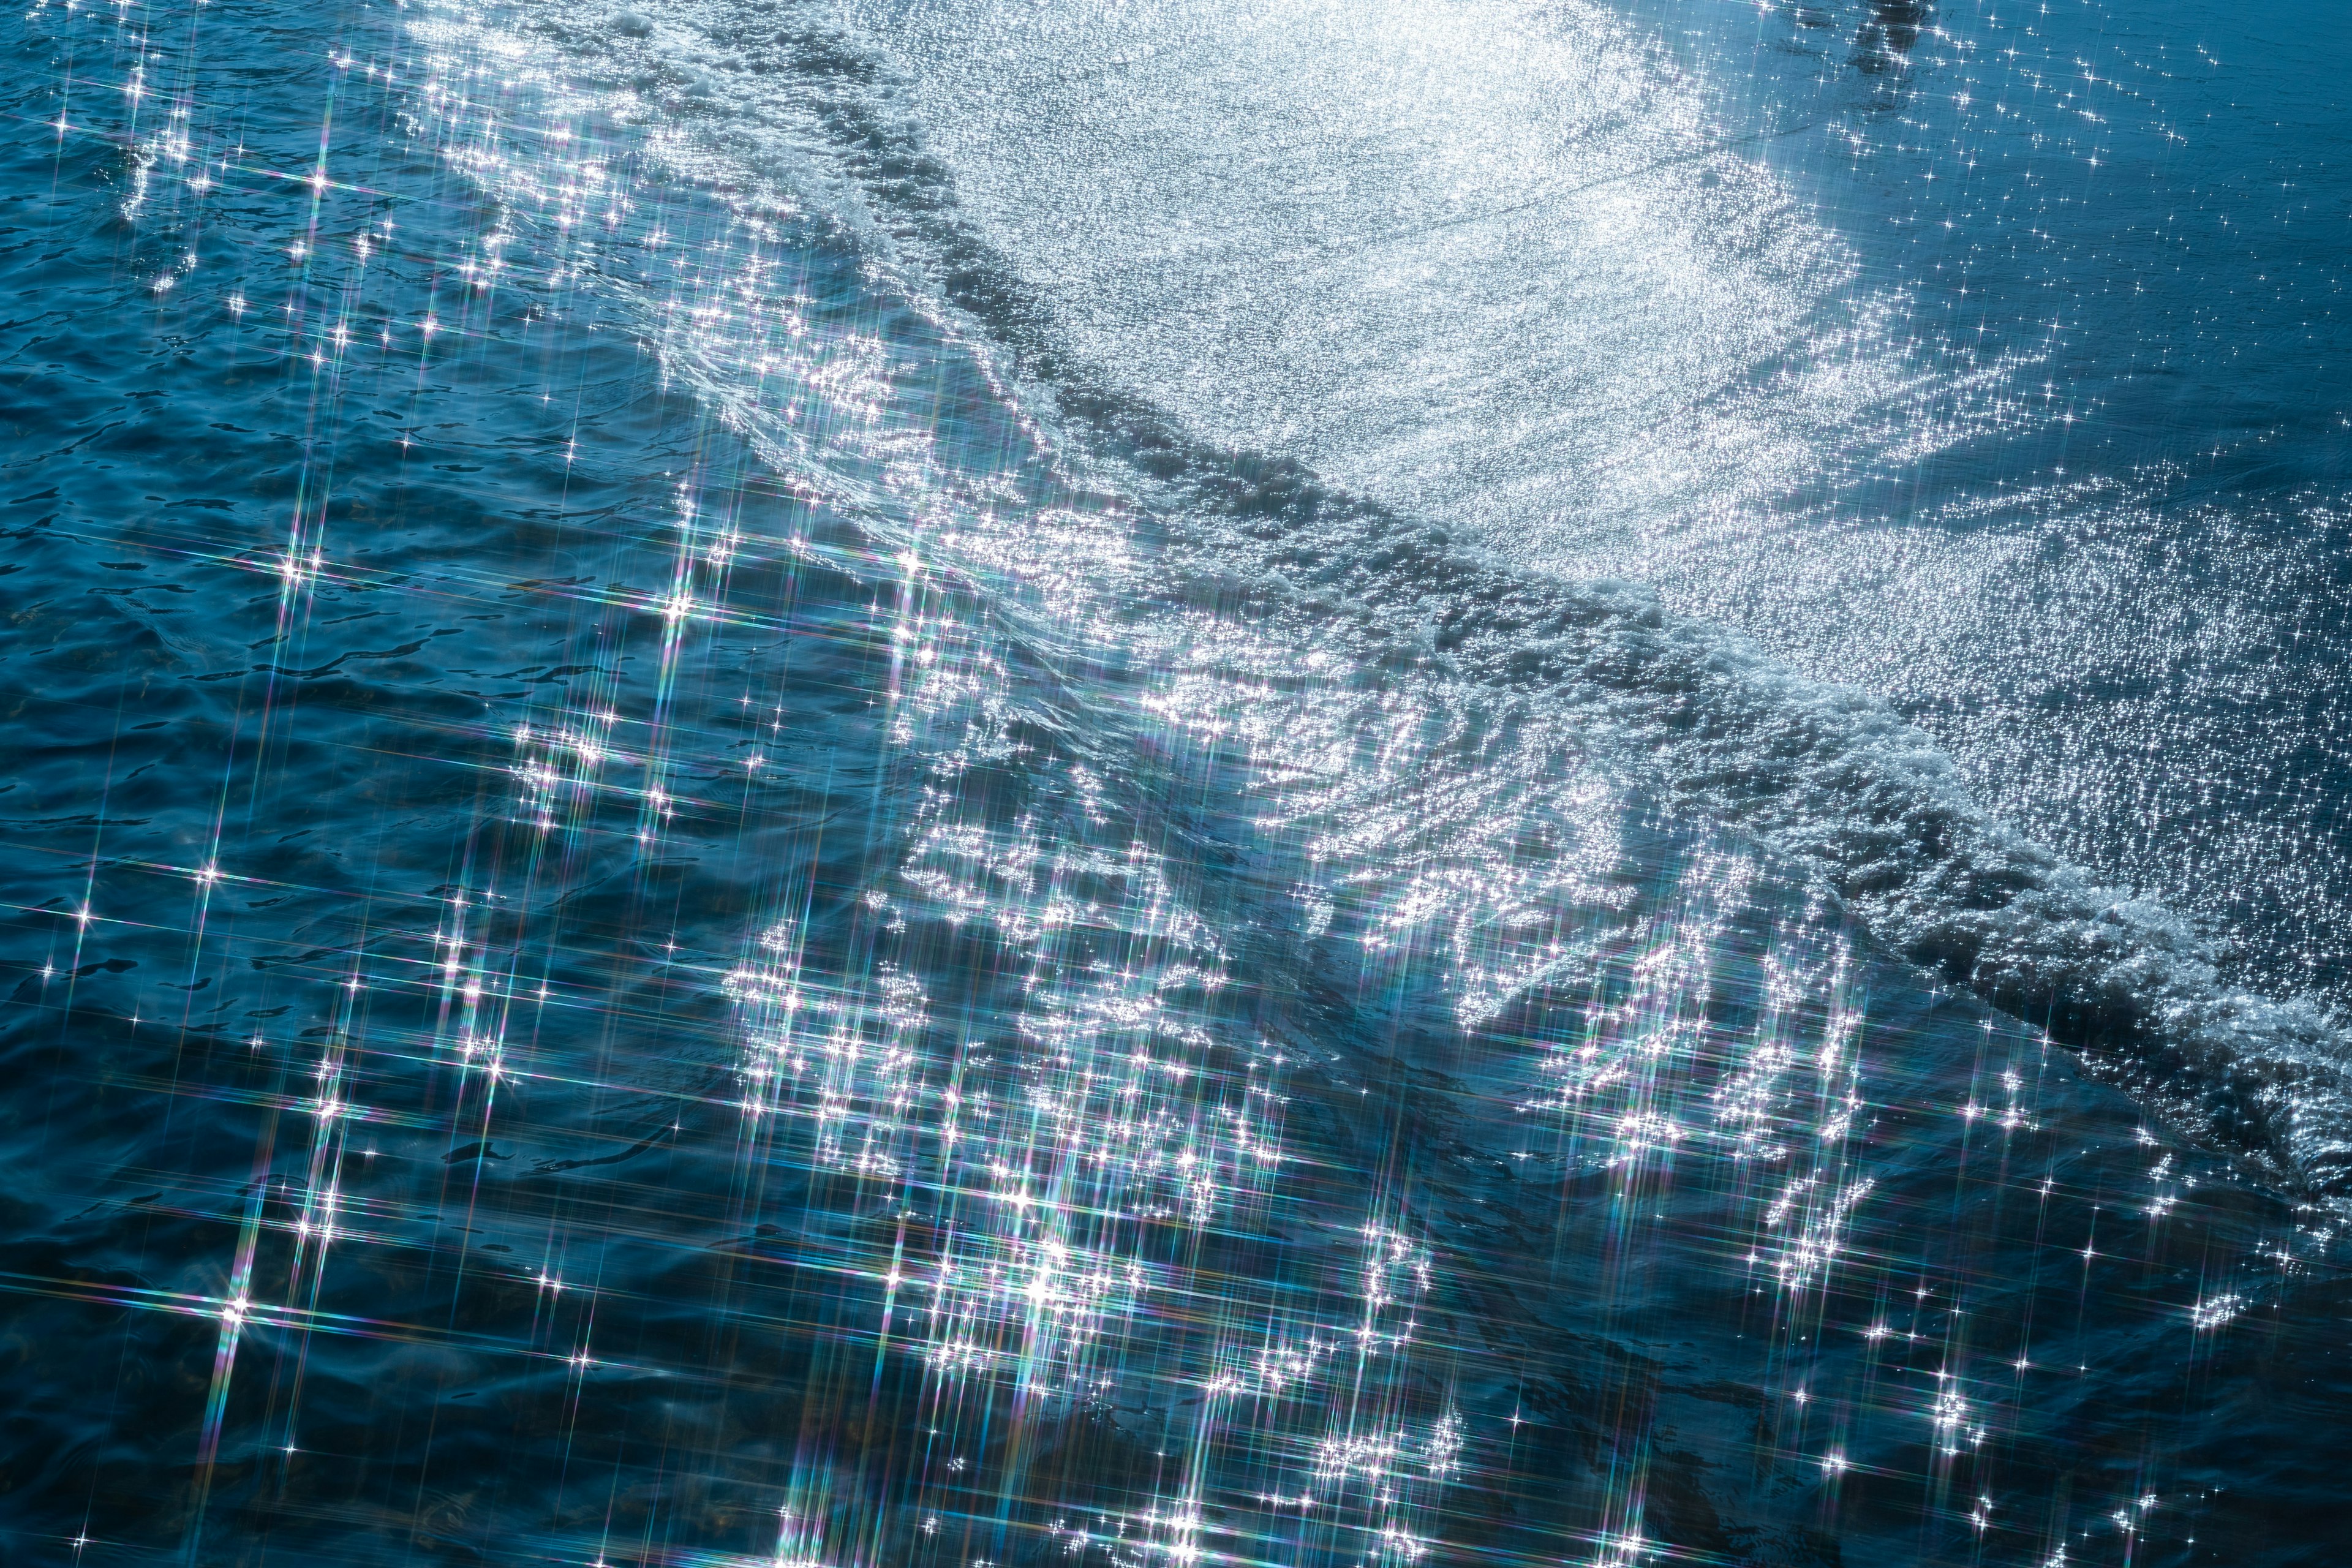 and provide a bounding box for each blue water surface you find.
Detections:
[7,1,2352,1566]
